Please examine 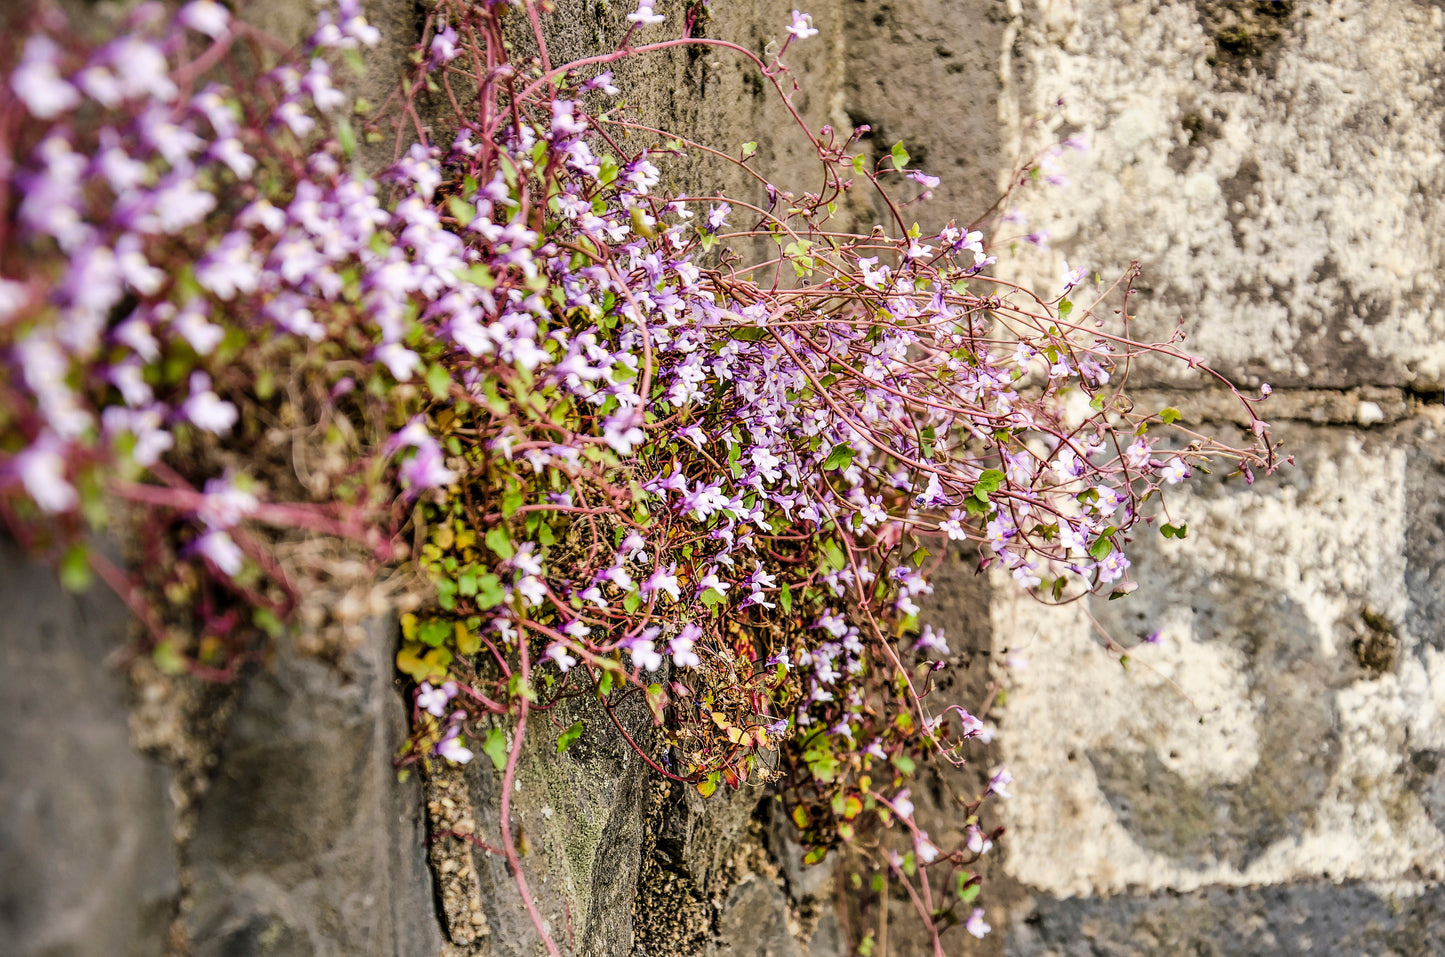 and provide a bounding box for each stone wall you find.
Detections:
[5,2,1443,956]
[984,2,1445,953]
